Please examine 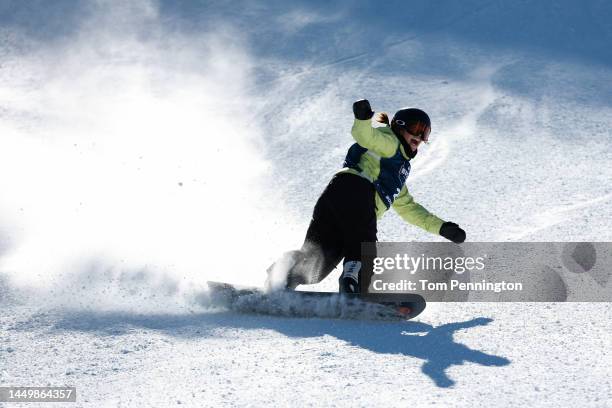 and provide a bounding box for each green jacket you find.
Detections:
[338,118,444,235]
